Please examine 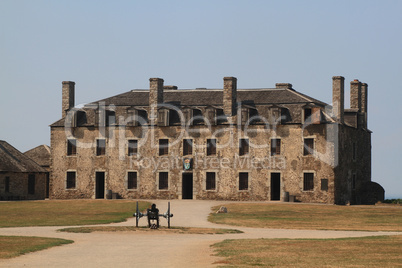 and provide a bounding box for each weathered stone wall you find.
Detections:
[51,119,342,203]
[0,172,46,200]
